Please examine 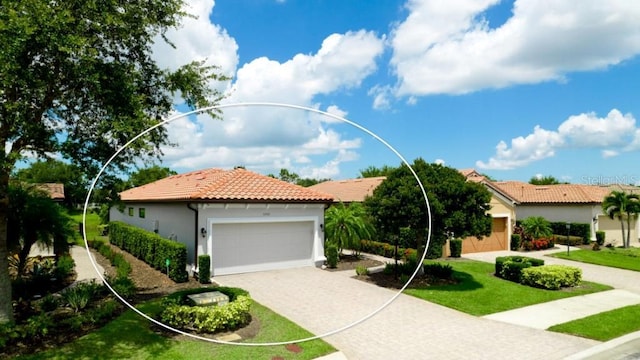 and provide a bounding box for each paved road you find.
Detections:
[216,266,597,360]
